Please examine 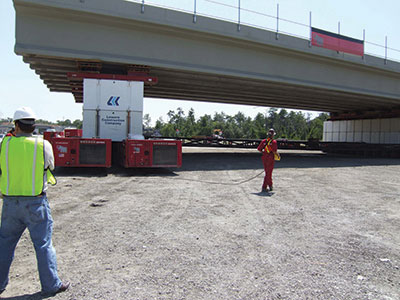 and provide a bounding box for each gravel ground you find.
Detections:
[1,148,399,300]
